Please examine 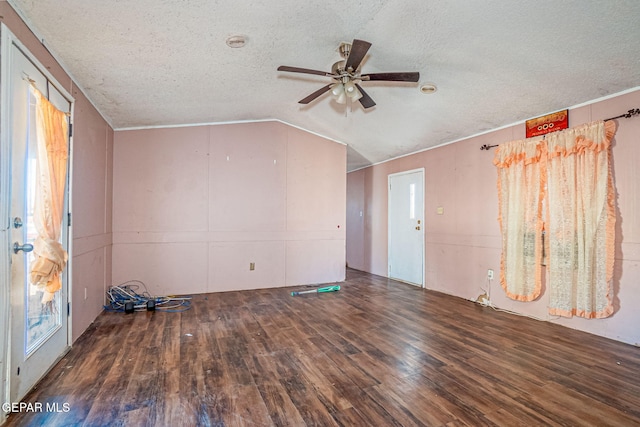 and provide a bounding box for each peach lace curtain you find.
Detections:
[545,120,616,318]
[495,120,616,318]
[494,137,546,301]
[29,88,69,304]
